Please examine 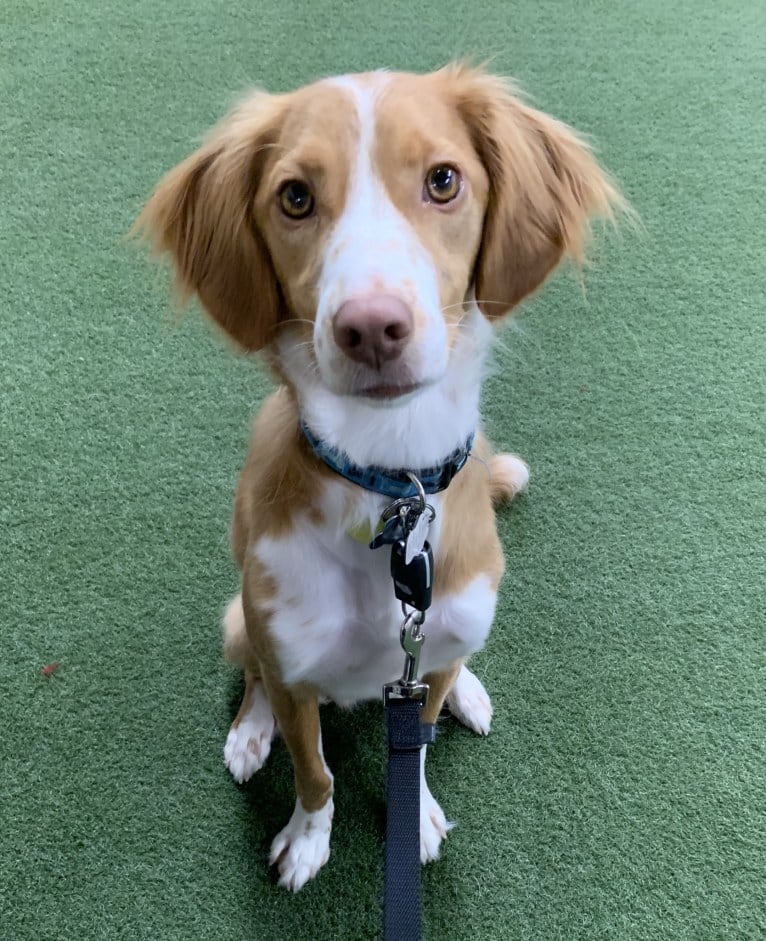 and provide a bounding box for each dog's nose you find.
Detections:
[332,295,413,369]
